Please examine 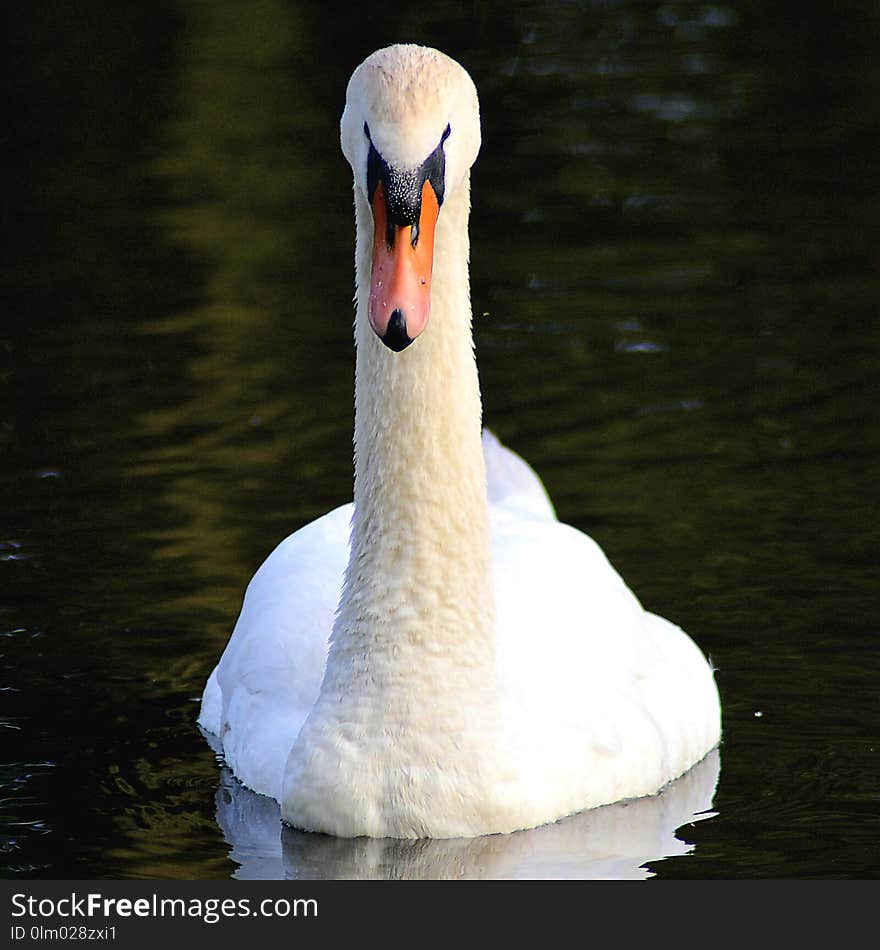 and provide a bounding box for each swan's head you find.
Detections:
[341,45,481,351]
